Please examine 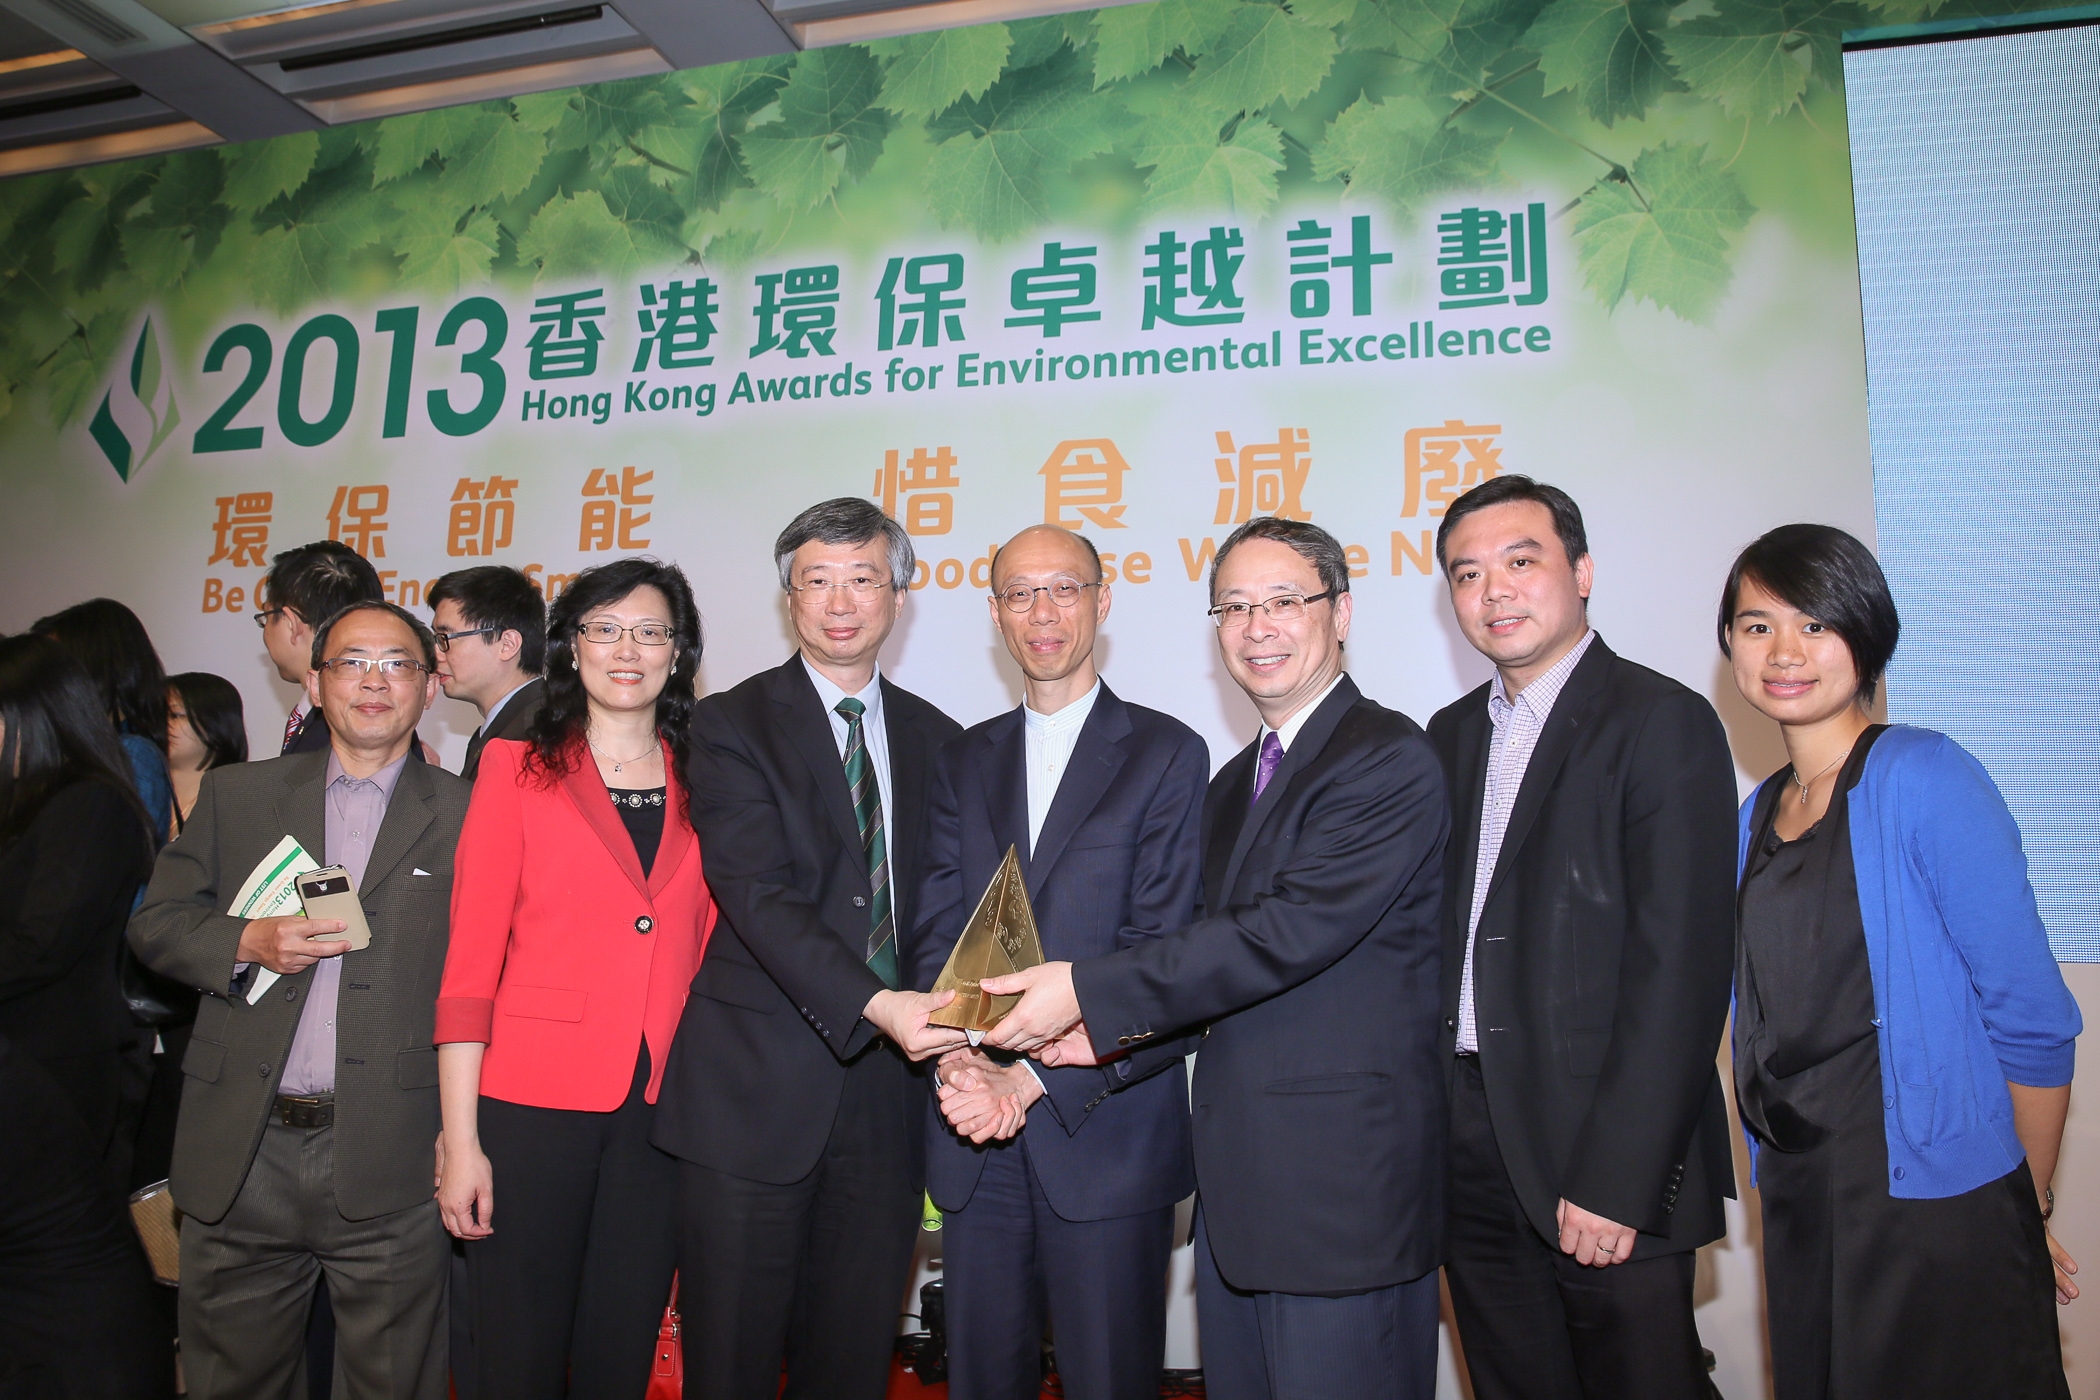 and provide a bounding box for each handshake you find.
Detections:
[861,961,1100,1144]
[935,1023,1104,1143]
